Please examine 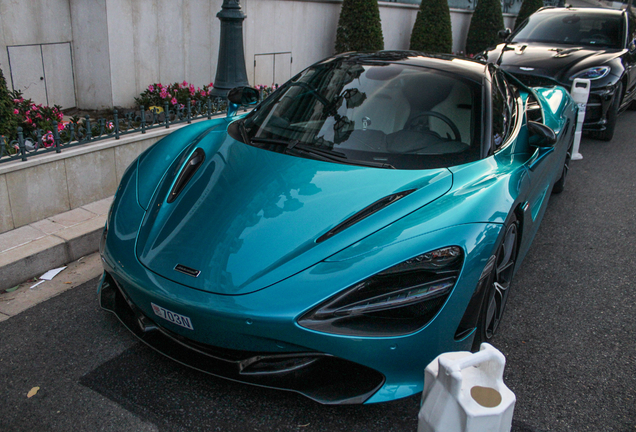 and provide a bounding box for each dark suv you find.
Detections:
[481,7,636,141]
